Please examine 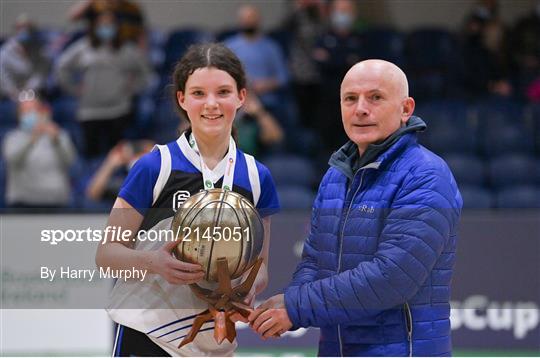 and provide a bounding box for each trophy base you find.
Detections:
[178,257,262,348]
